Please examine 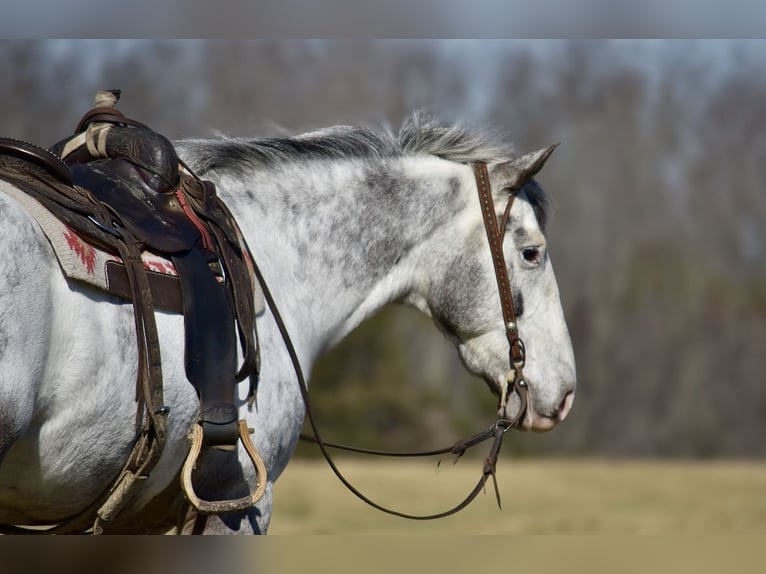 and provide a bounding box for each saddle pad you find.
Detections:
[0,178,265,314]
